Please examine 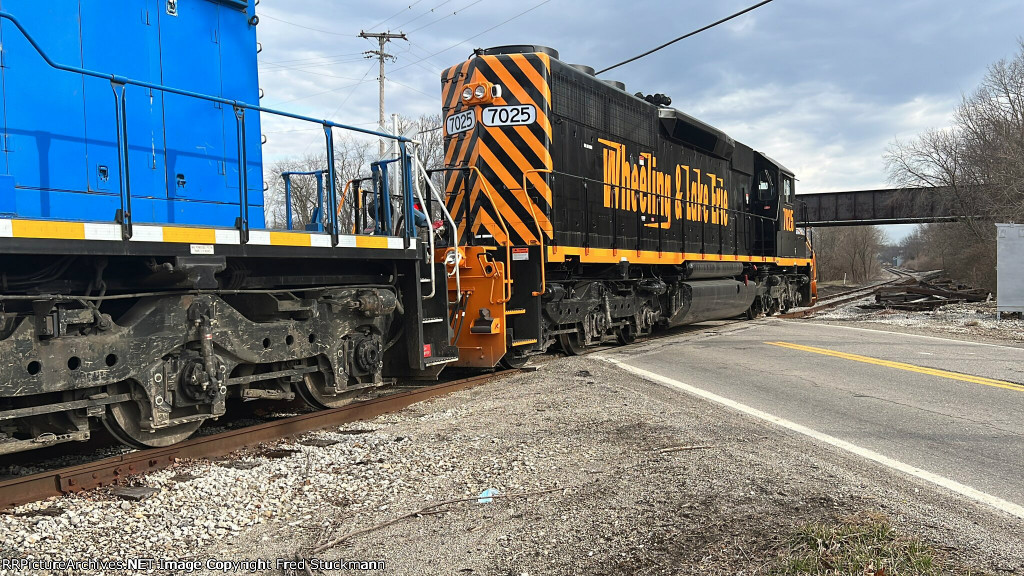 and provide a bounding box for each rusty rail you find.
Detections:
[0,371,512,511]
[779,267,915,319]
